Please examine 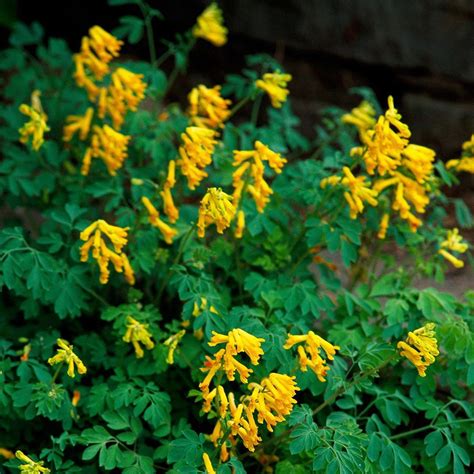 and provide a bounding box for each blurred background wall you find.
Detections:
[1,0,473,157]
